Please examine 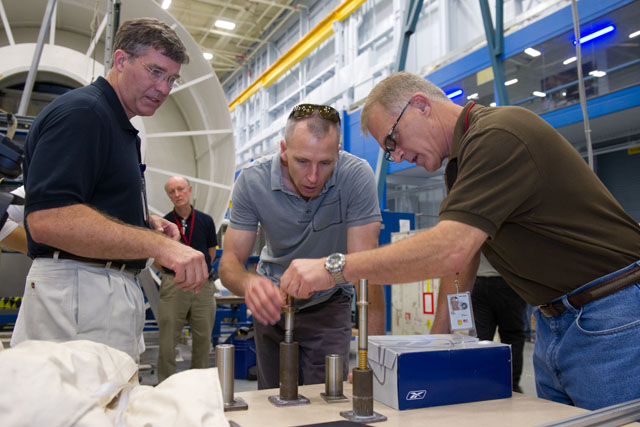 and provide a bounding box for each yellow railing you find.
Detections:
[229,0,368,112]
